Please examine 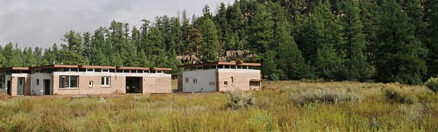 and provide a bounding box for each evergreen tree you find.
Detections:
[309,0,346,80]
[341,0,372,81]
[375,0,427,84]
[248,3,274,54]
[427,0,438,77]
[199,18,220,62]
